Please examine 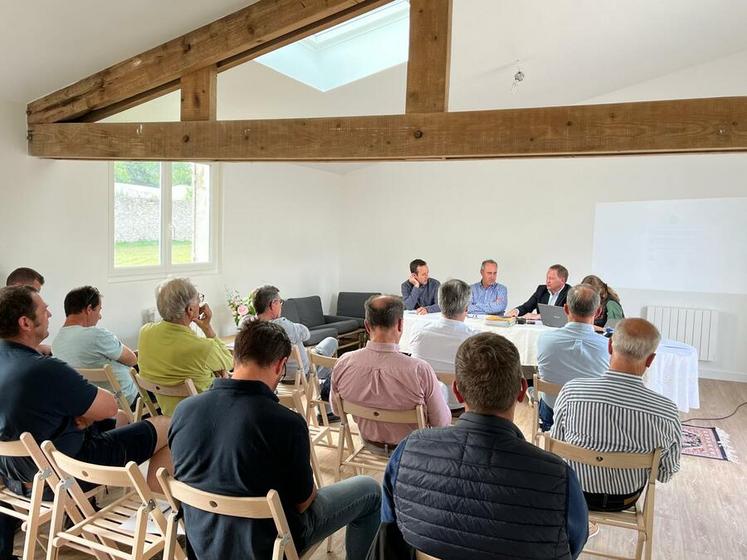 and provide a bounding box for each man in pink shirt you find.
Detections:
[331,295,451,449]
